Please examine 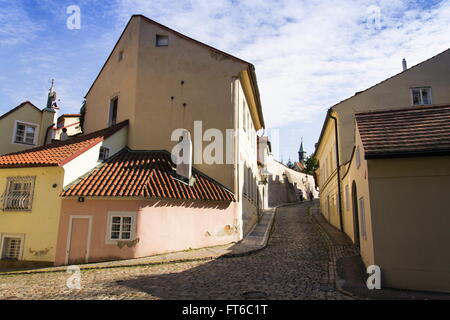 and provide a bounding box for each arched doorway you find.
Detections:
[352,181,360,248]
